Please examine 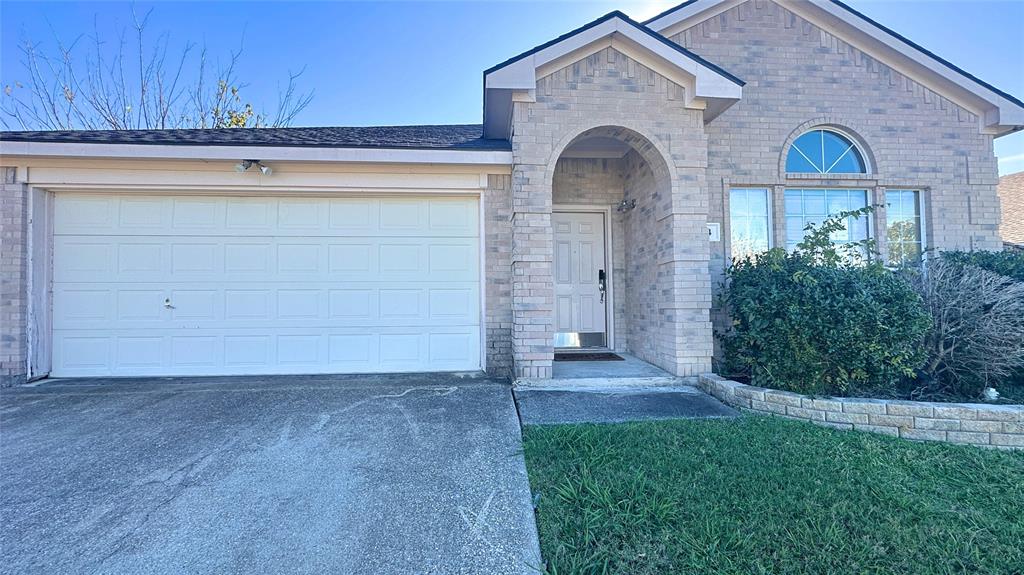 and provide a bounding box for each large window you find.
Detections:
[786,129,866,174]
[729,188,771,260]
[784,189,869,250]
[886,189,924,266]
